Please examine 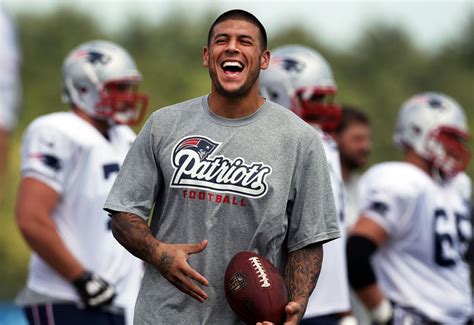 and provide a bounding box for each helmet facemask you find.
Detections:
[96,80,148,125]
[425,126,471,179]
[292,86,341,132]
